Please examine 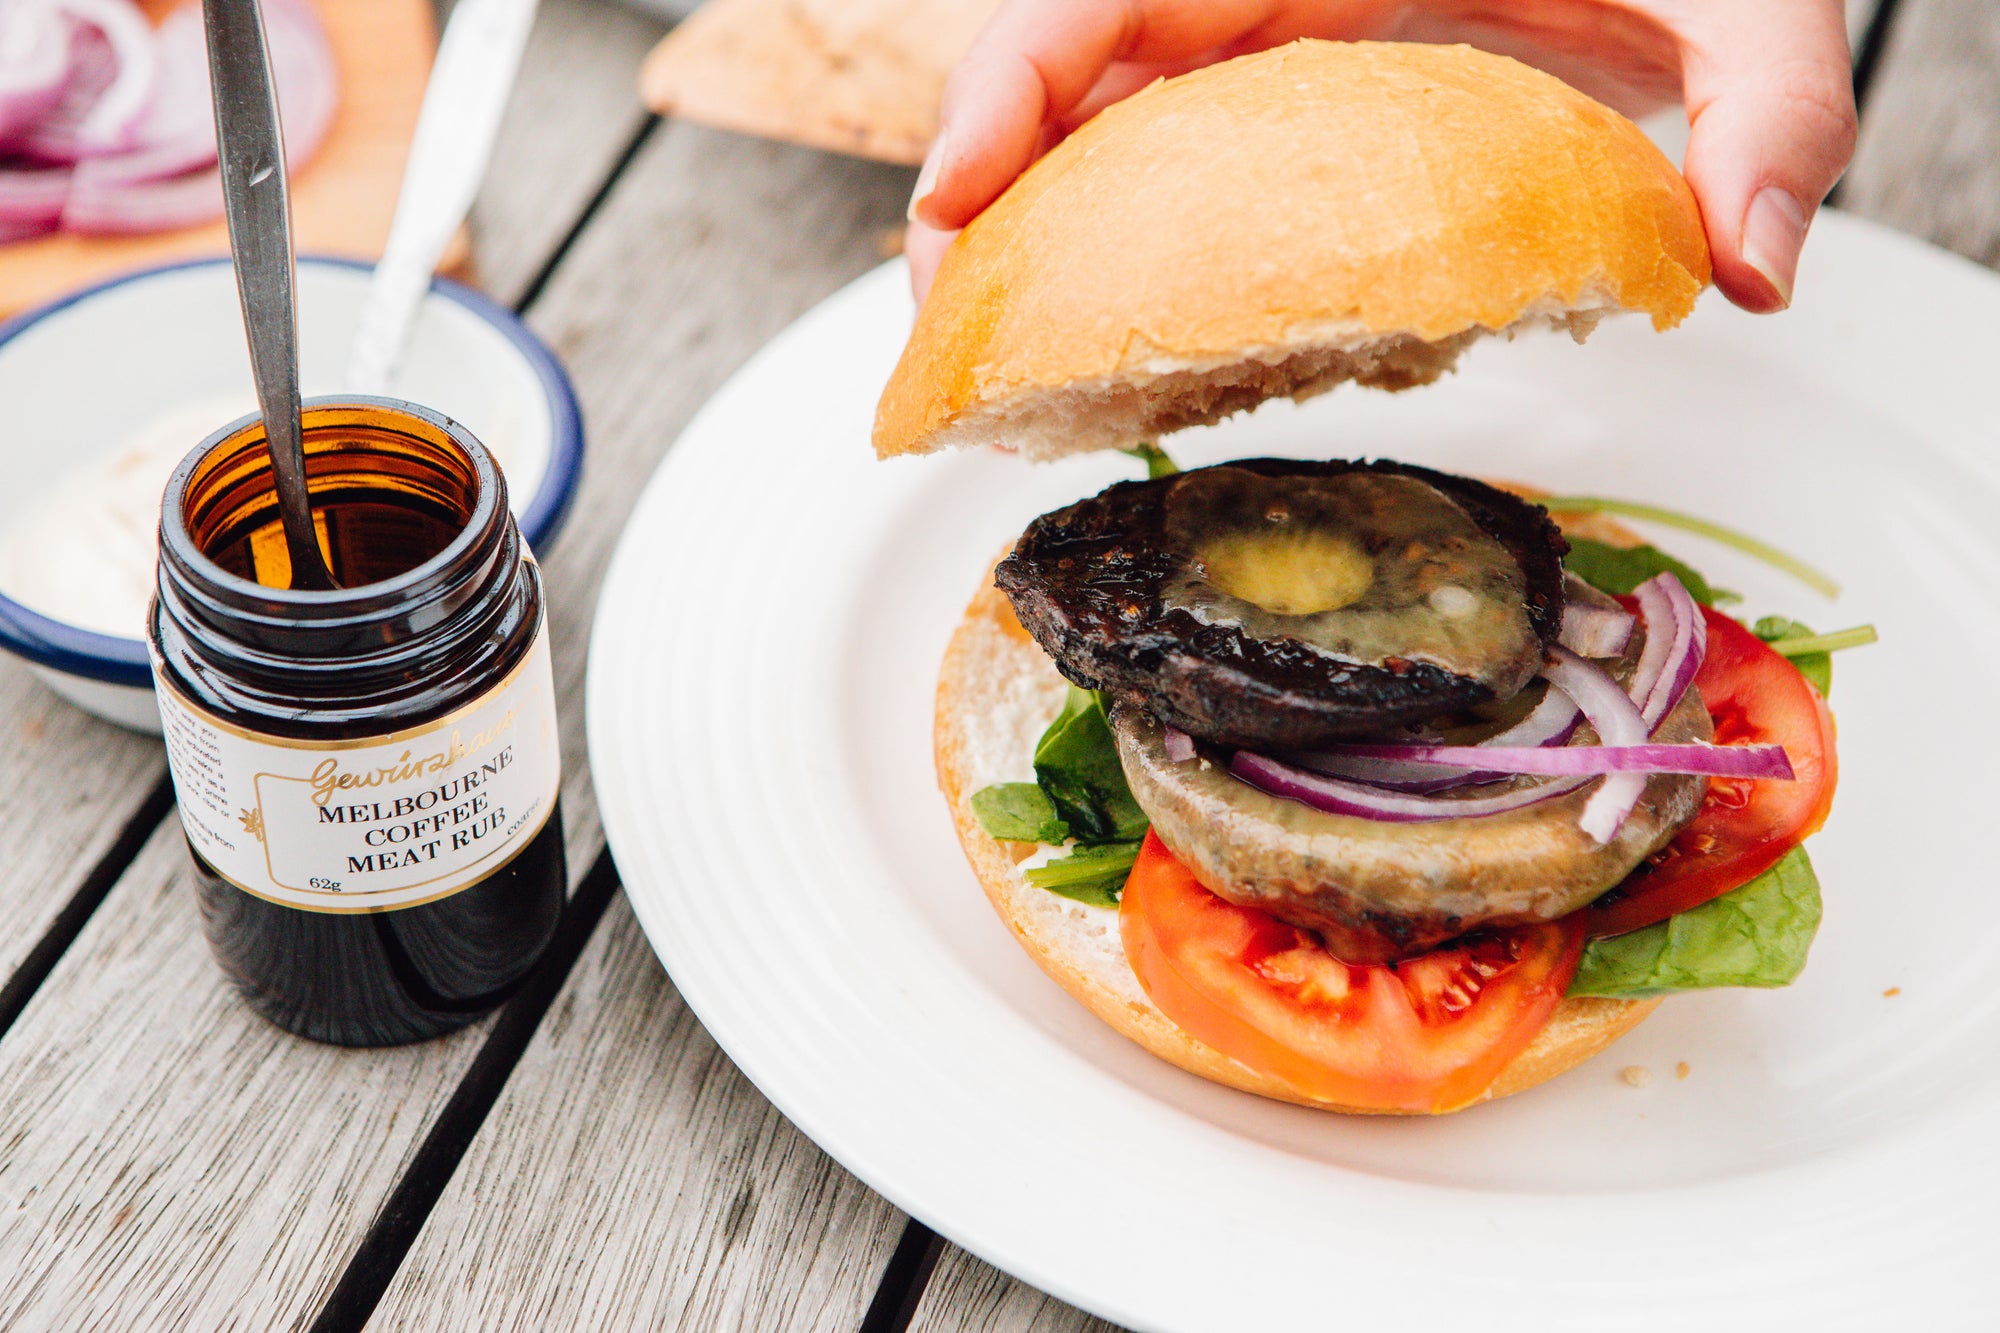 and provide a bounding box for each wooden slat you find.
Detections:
[909,1249,1125,1333]
[468,0,666,306]
[367,897,904,1329]
[0,671,164,993]
[365,121,916,1330]
[1840,0,2000,267]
